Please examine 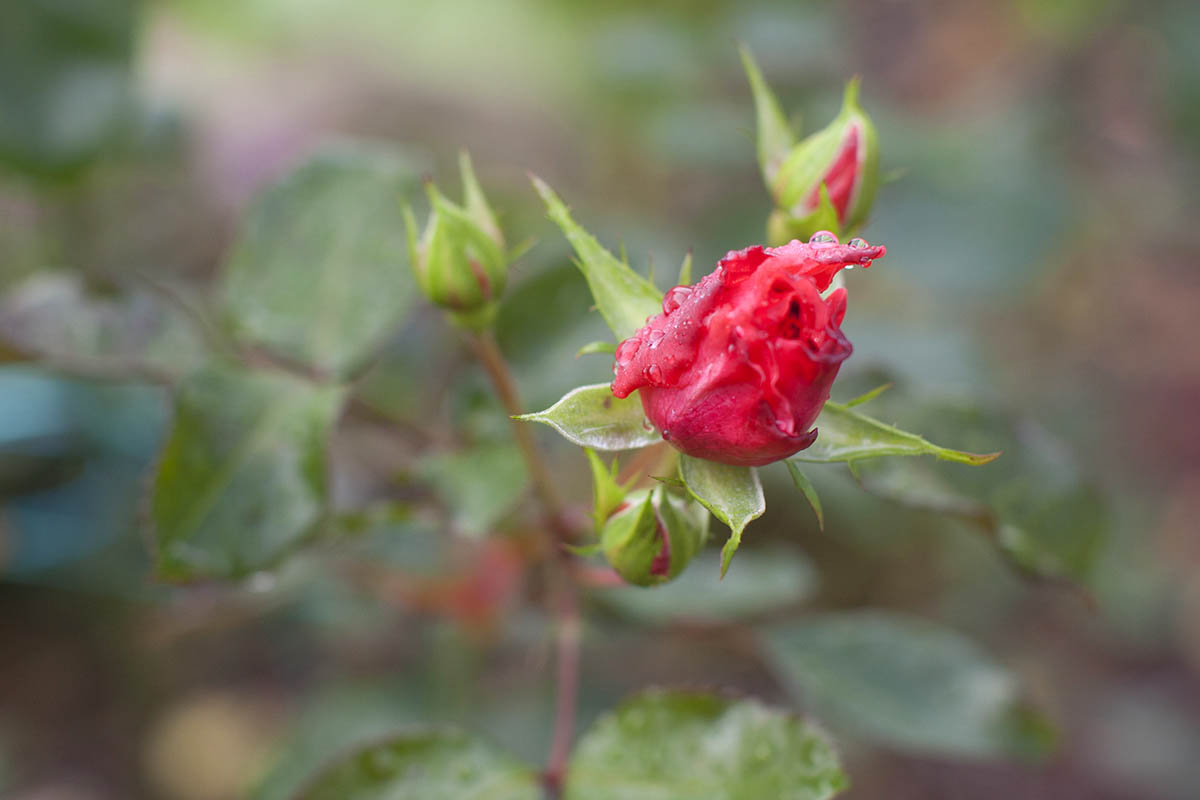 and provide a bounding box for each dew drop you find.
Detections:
[662,286,693,313]
[615,337,641,366]
[809,231,838,244]
[644,364,664,384]
[647,329,666,348]
[847,237,868,248]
